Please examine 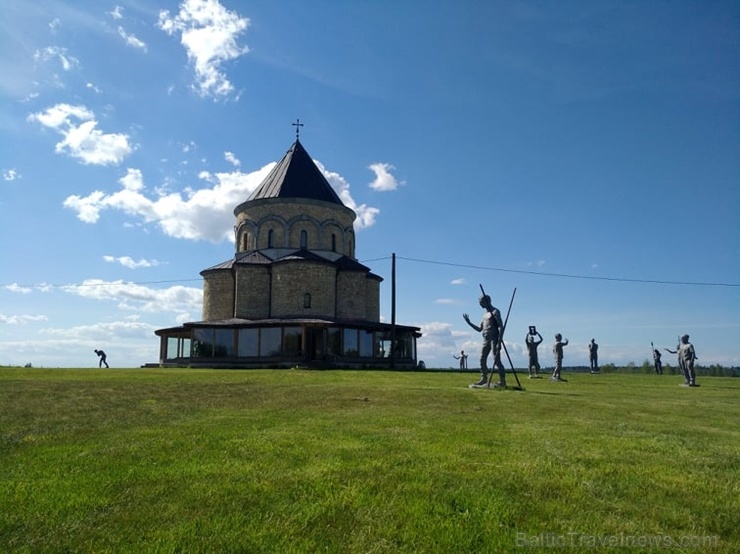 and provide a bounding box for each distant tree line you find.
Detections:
[598,362,739,378]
